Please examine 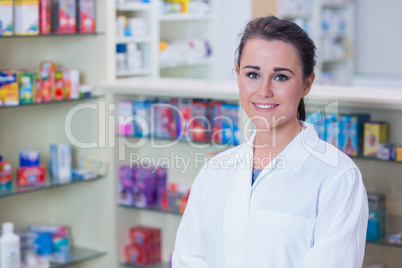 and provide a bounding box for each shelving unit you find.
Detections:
[278,0,355,85]
[51,247,106,268]
[103,77,402,267]
[113,0,216,80]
